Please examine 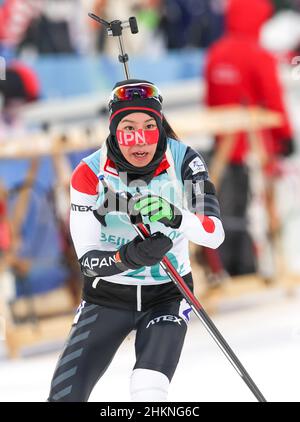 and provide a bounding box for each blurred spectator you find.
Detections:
[0,61,78,309]
[89,0,164,56]
[132,0,165,55]
[273,0,300,11]
[0,181,10,257]
[89,0,135,53]
[159,0,225,50]
[134,0,161,30]
[0,62,40,105]
[0,161,78,308]
[51,153,83,304]
[6,163,70,299]
[159,0,192,49]
[186,0,225,48]
[20,0,85,54]
[89,0,111,53]
[204,0,295,276]
[0,0,228,57]
[0,0,42,57]
[0,61,40,136]
[0,180,14,307]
